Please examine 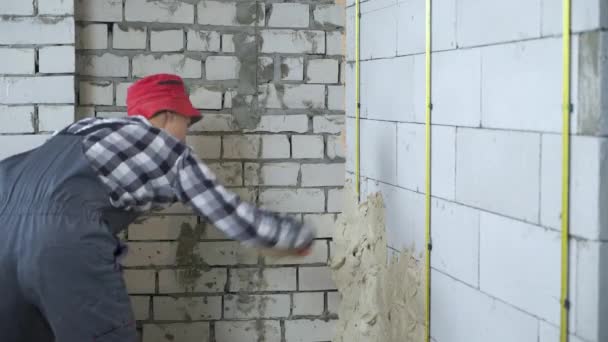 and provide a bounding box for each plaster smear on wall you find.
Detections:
[331,185,425,342]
